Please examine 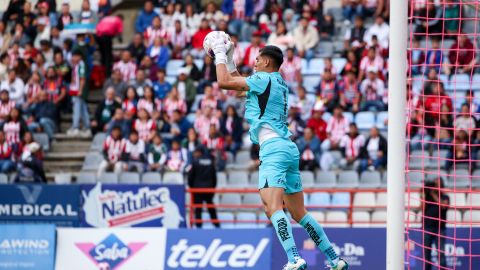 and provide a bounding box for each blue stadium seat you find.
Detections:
[308,192,331,208]
[316,41,334,58]
[166,60,184,76]
[165,76,176,84]
[331,192,351,209]
[337,171,359,188]
[142,172,161,184]
[77,172,96,184]
[218,212,235,229]
[119,172,140,184]
[447,169,471,188]
[332,58,347,72]
[0,173,8,184]
[227,171,249,187]
[303,76,321,93]
[194,59,204,69]
[450,74,472,91]
[355,112,375,130]
[359,171,381,188]
[322,112,332,122]
[301,171,315,188]
[90,133,106,151]
[242,193,262,205]
[304,58,324,75]
[315,171,337,188]
[98,172,118,184]
[82,152,104,171]
[163,172,184,184]
[376,111,388,130]
[343,112,354,123]
[235,212,258,228]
